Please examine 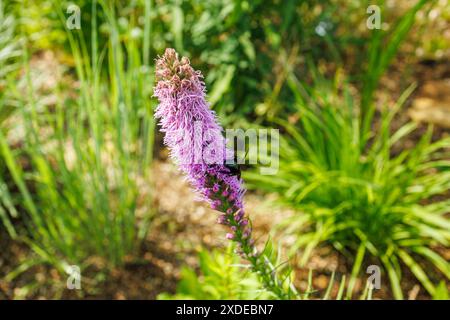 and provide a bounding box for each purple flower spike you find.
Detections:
[217,215,227,224]
[154,49,293,300]
[235,210,244,222]
[154,48,245,214]
[154,49,254,255]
